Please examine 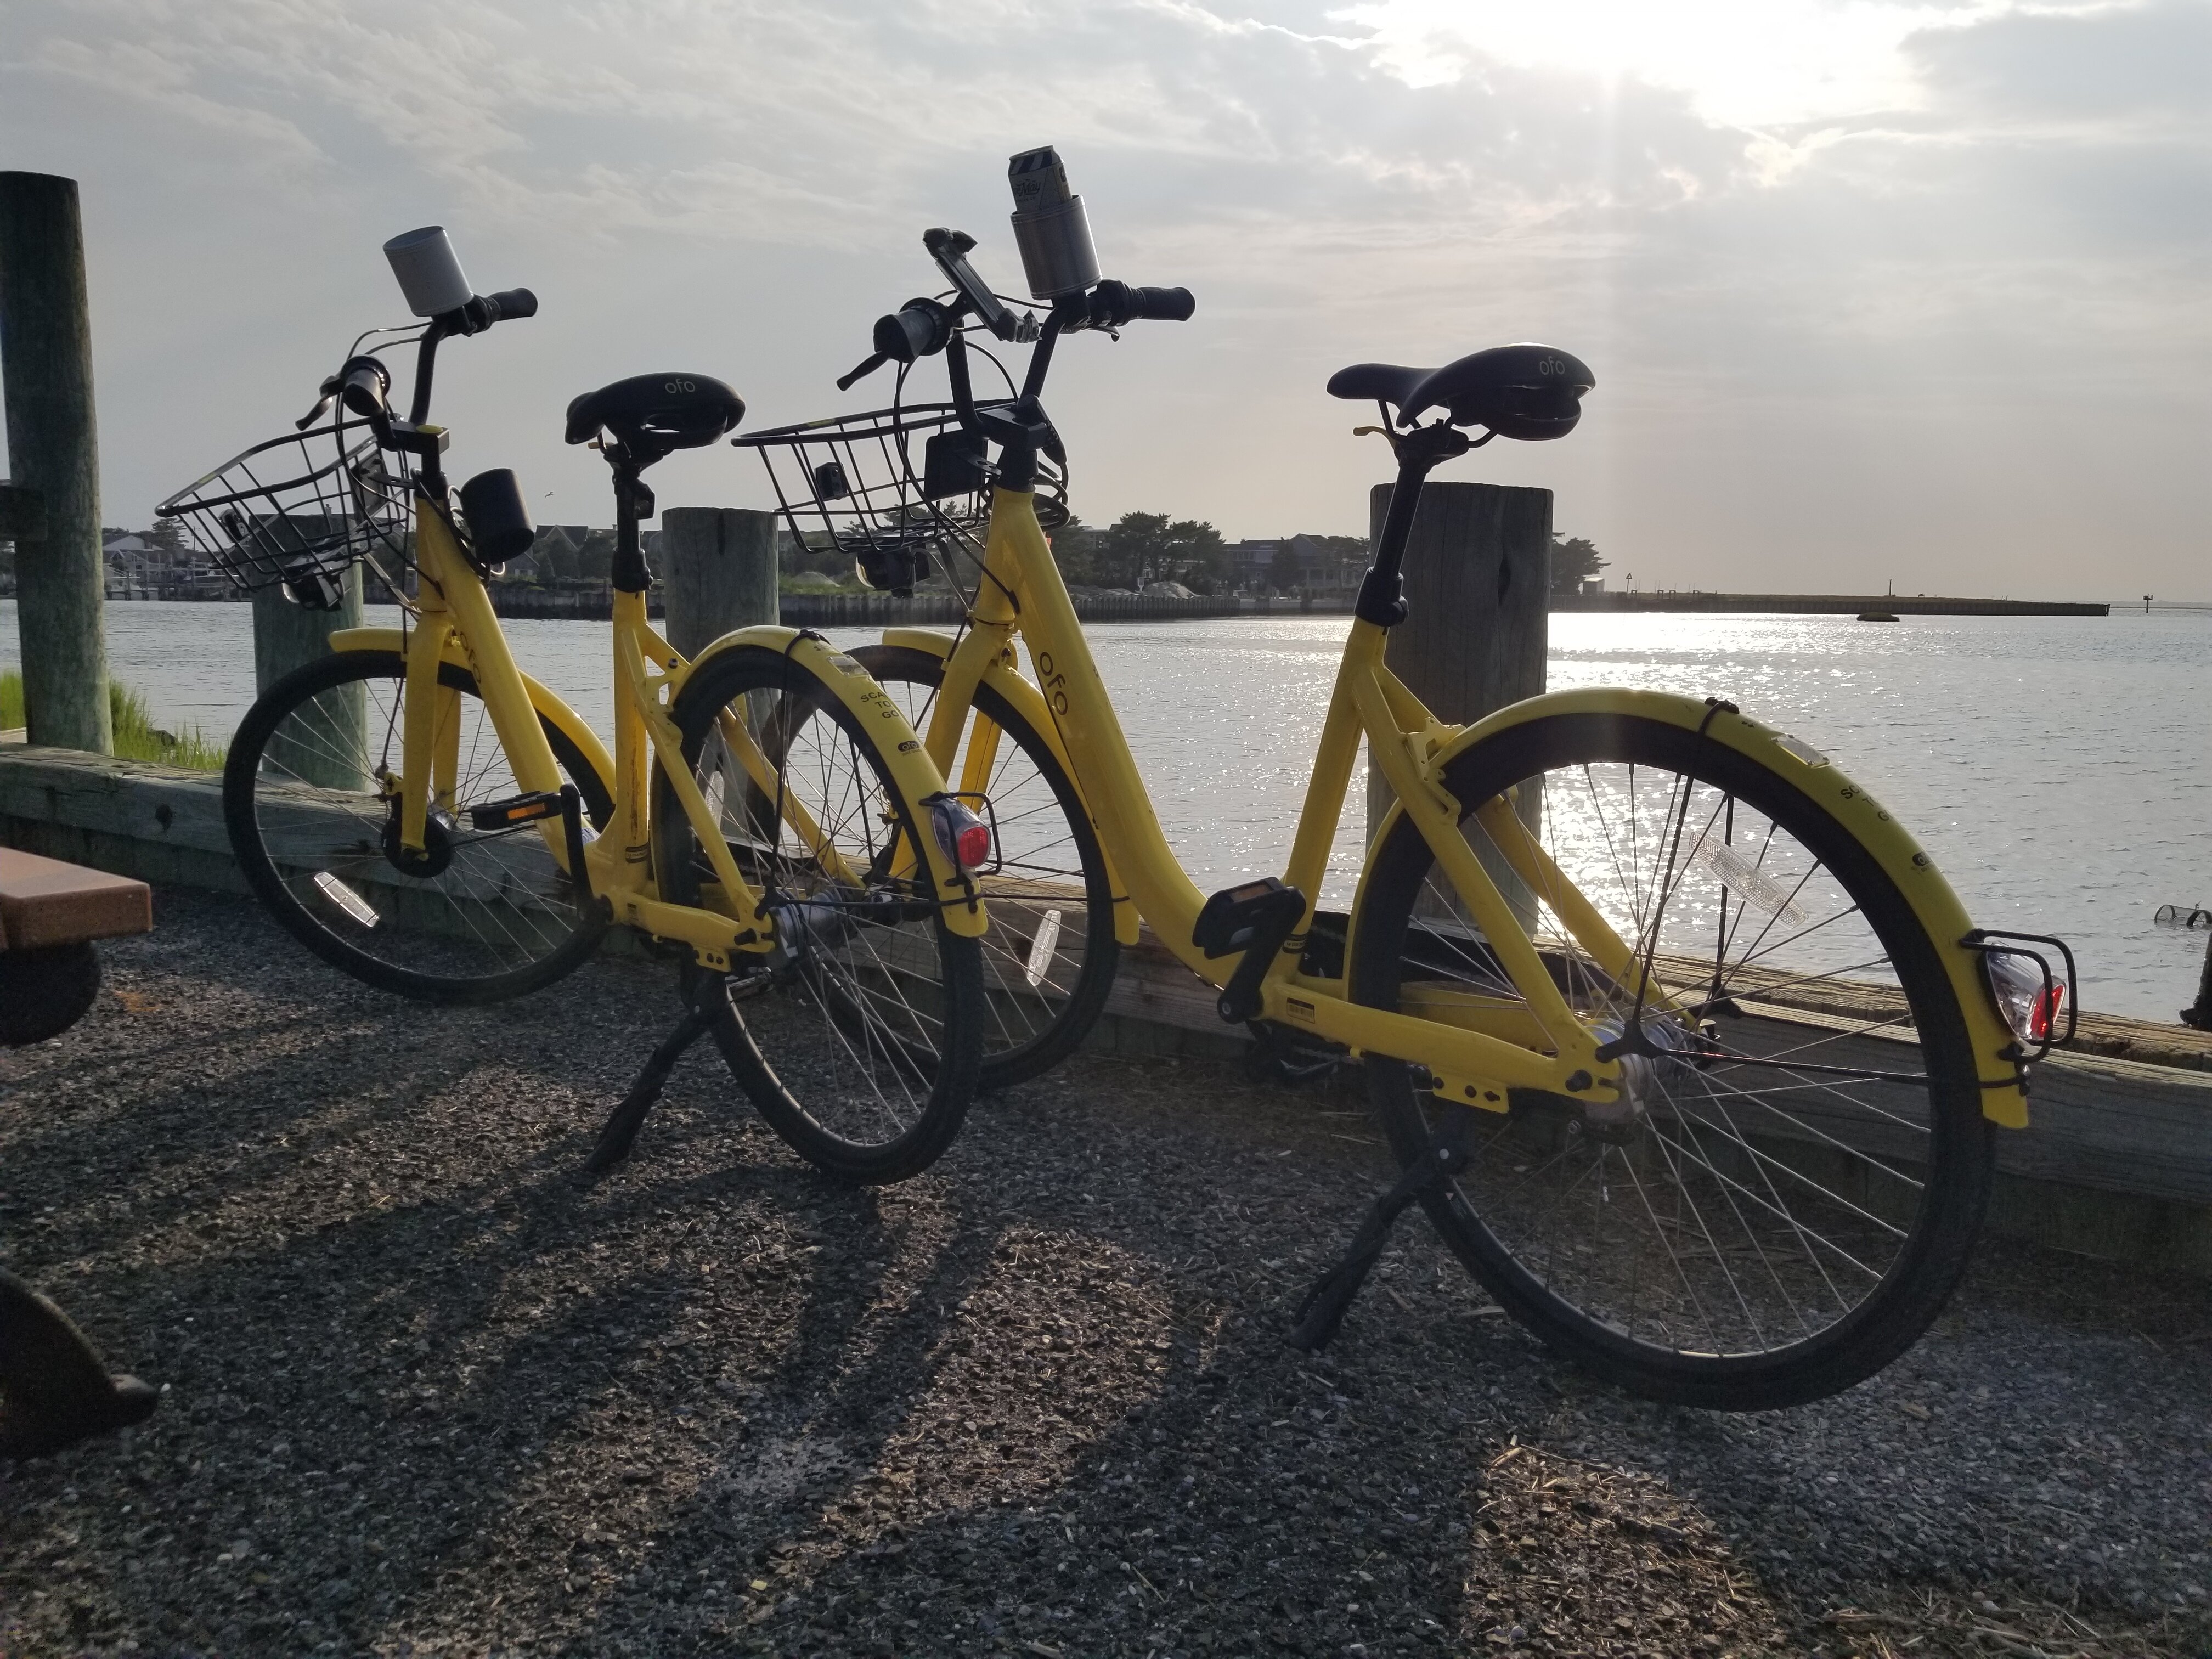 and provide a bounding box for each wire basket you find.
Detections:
[735,401,1063,597]
[156,425,413,610]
